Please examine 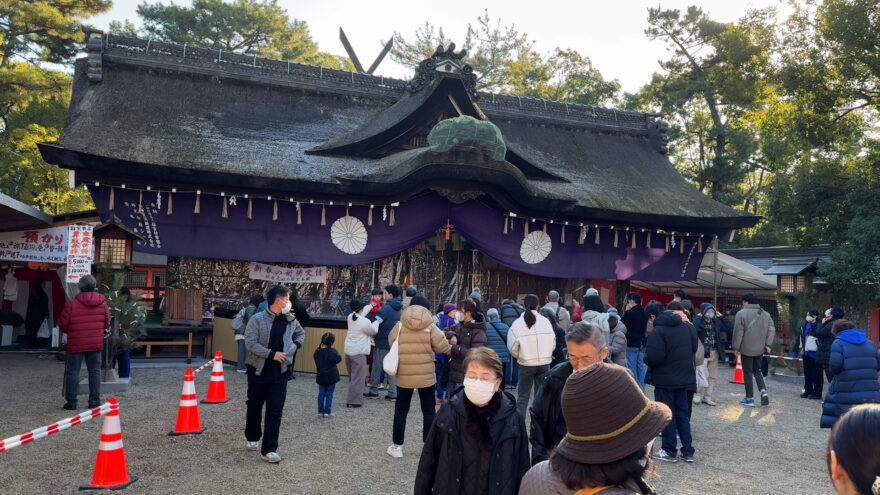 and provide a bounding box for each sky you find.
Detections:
[85,0,791,94]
